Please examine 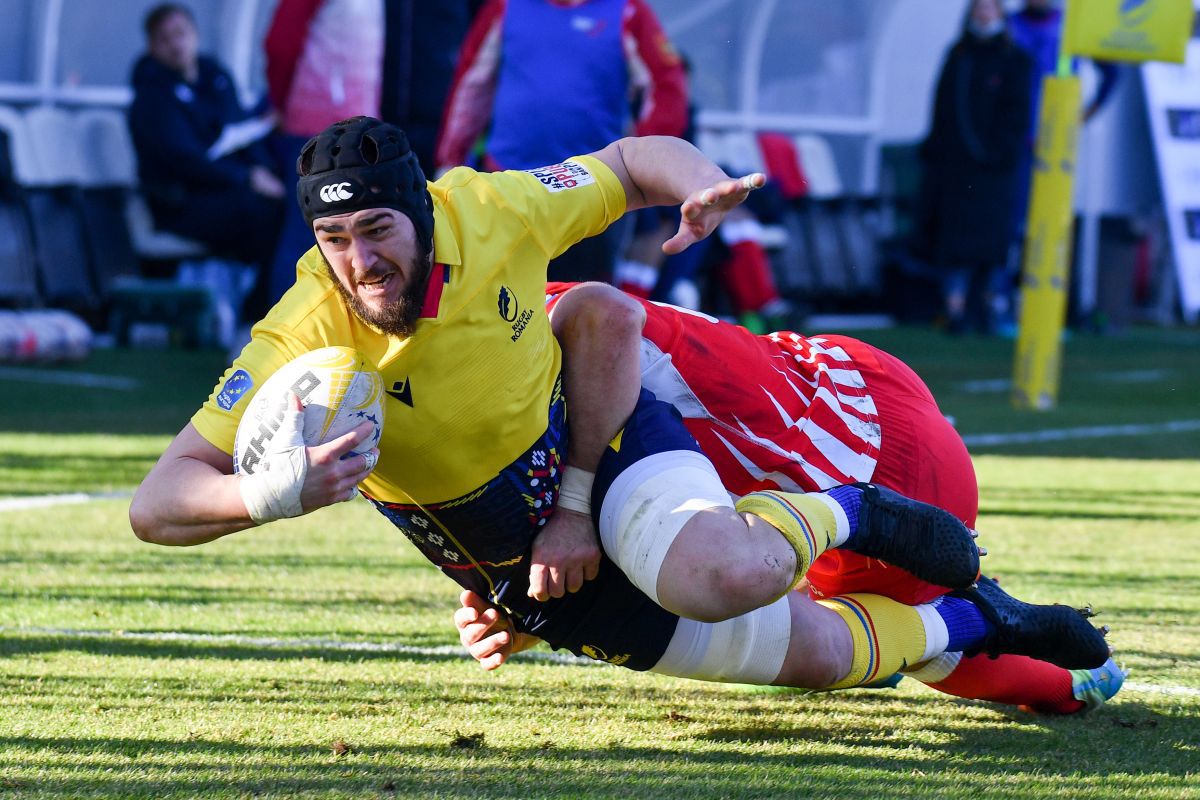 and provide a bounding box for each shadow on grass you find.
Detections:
[0,712,1191,800]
